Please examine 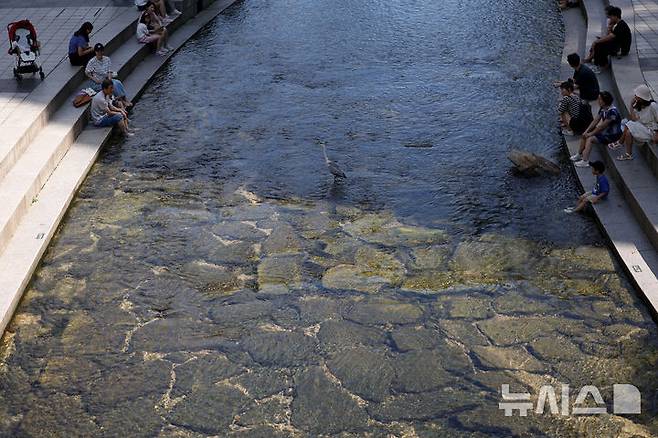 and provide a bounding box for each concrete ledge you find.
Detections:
[0,0,239,335]
[563,2,658,318]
